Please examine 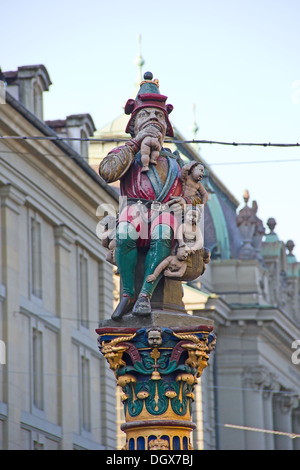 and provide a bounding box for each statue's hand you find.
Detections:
[135,125,163,148]
[166,196,186,216]
[146,274,156,283]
